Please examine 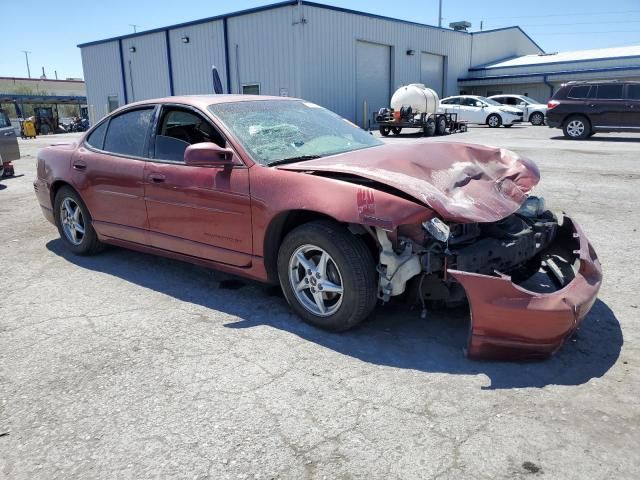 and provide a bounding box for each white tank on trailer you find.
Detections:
[390,84,440,115]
